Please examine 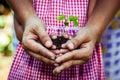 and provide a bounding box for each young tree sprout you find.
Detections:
[57,14,79,35]
[52,14,79,49]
